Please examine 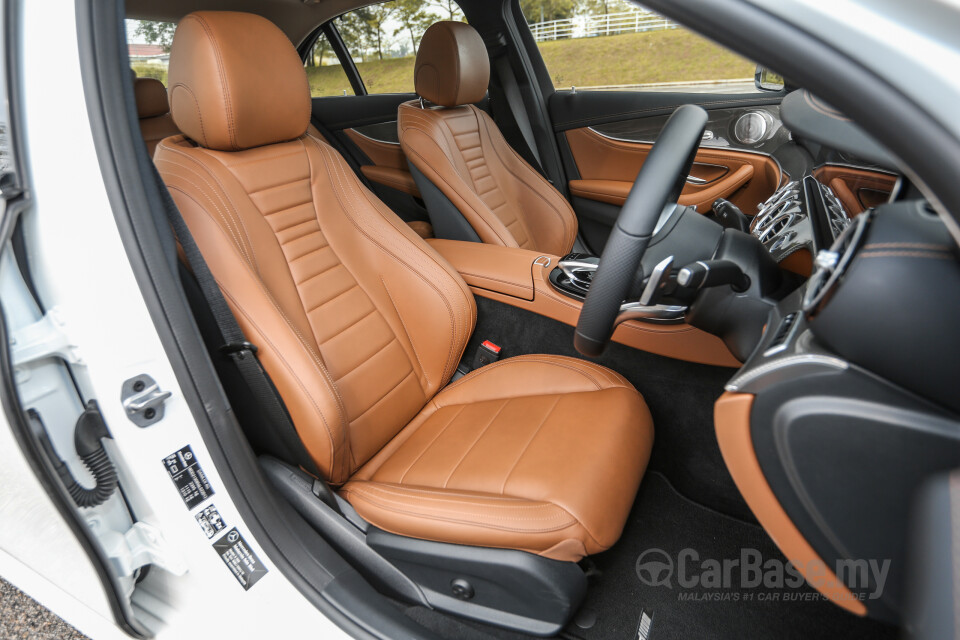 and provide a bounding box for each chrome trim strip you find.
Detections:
[348,123,400,146]
[585,126,787,183]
